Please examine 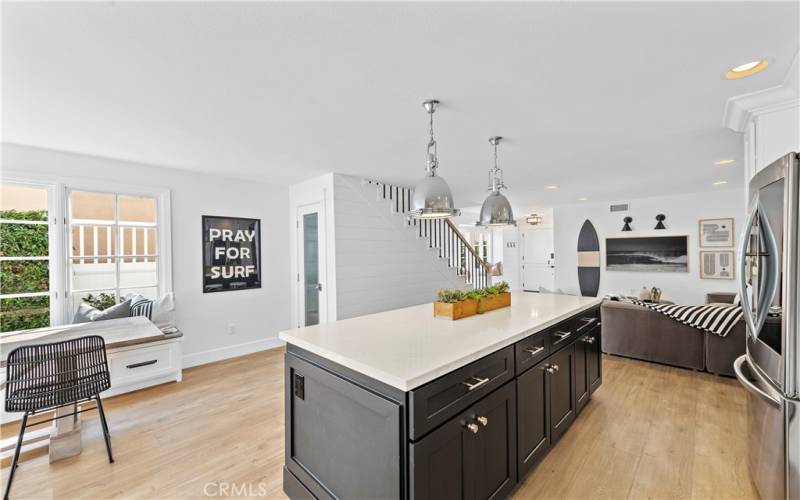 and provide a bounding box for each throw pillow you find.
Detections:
[125,292,175,327]
[72,299,132,324]
[130,297,154,320]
